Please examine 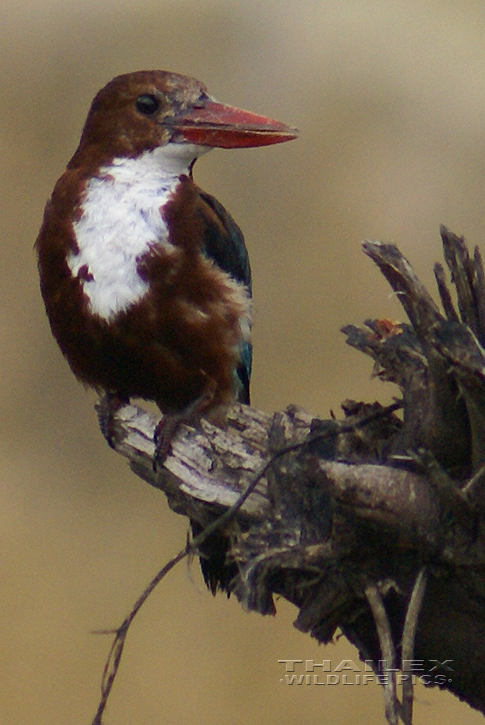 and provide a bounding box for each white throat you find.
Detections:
[68,144,211,321]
